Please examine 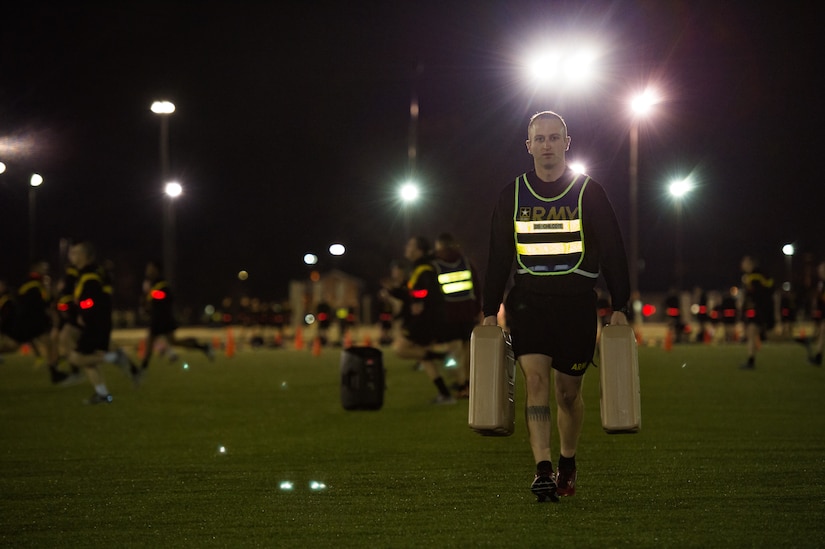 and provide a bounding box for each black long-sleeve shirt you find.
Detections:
[481,168,630,318]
